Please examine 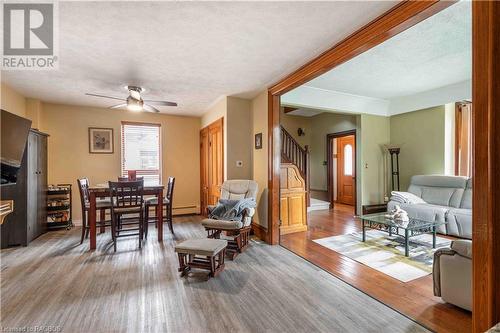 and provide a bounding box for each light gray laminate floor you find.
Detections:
[1,217,429,333]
